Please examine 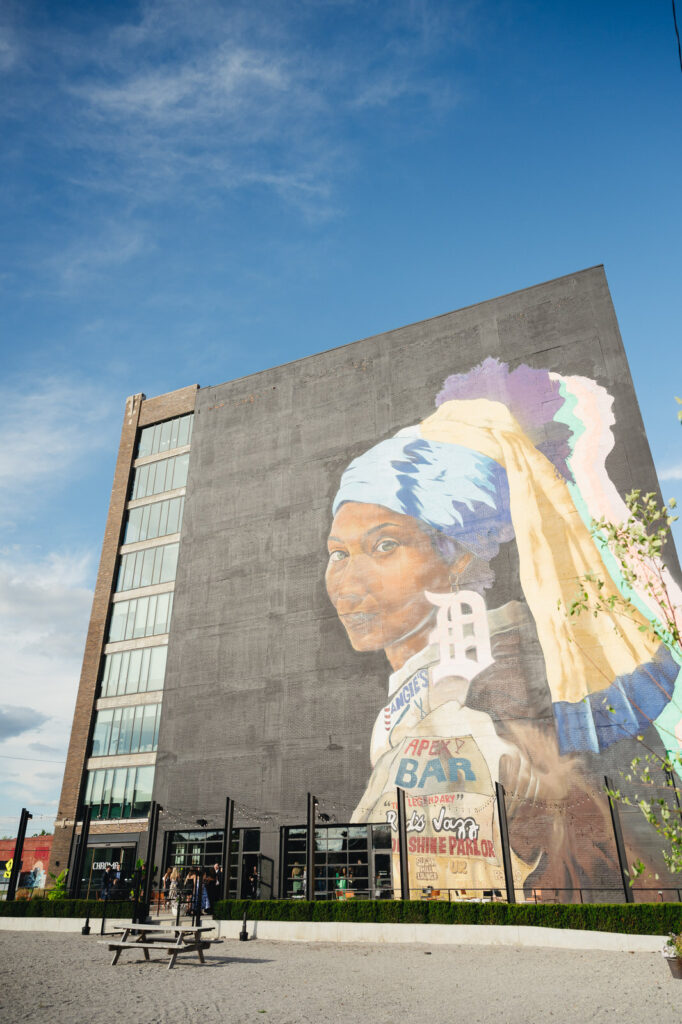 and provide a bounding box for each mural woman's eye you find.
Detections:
[328,550,348,562]
[375,538,398,554]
